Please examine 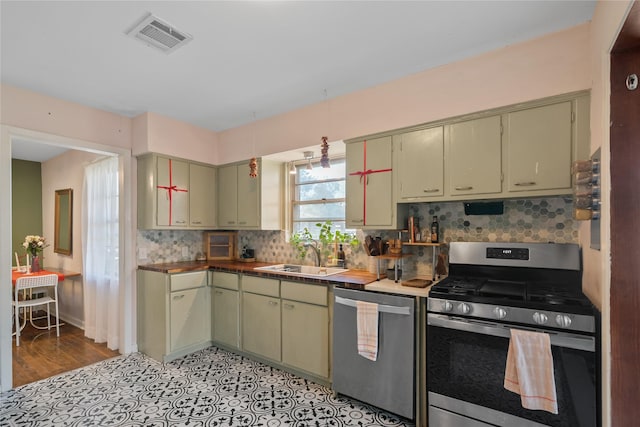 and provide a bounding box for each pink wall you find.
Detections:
[218,24,591,163]
[0,85,131,149]
[41,149,104,328]
[132,112,219,165]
